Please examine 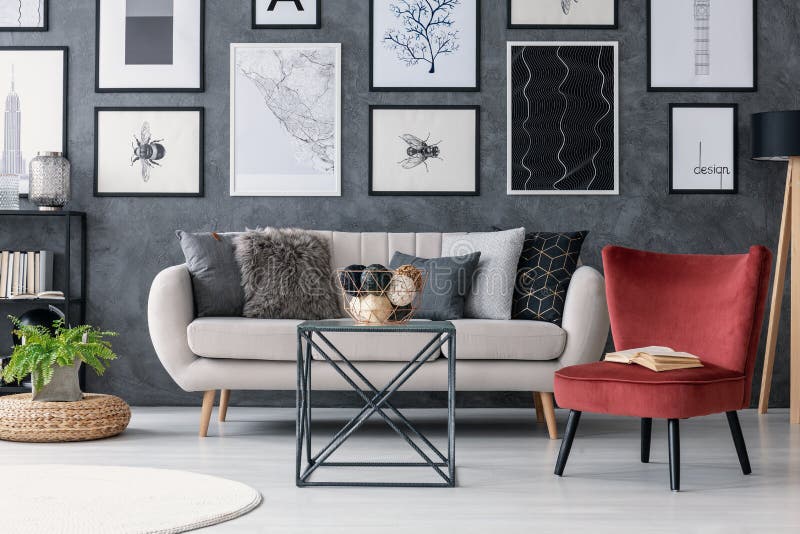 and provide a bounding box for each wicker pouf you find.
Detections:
[0,393,131,443]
